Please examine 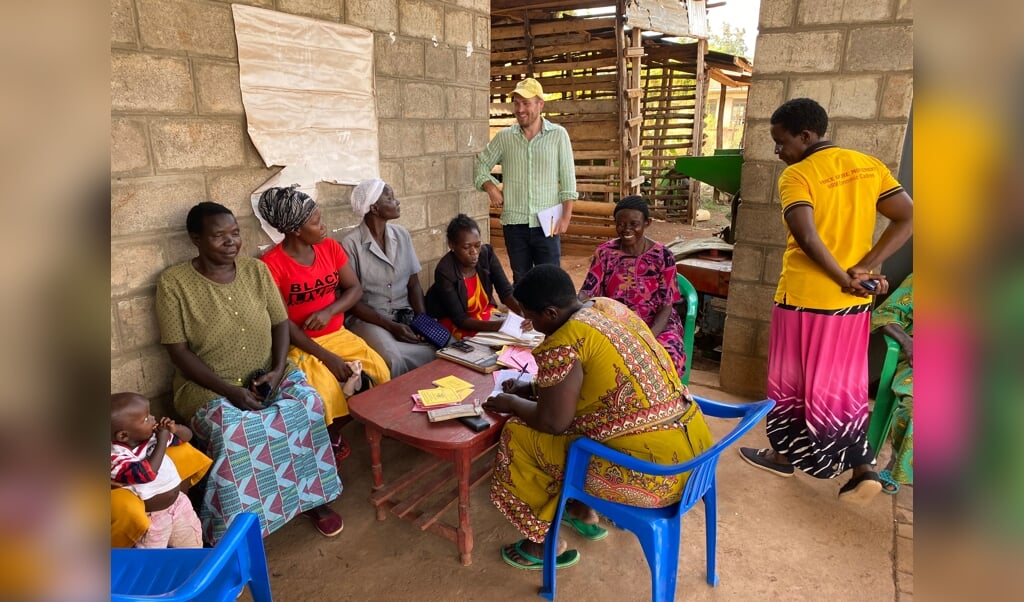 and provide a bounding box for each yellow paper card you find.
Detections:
[433,375,474,391]
[417,387,462,406]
